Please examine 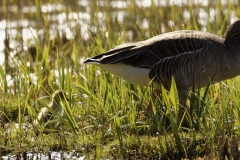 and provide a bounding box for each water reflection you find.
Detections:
[0,0,238,60]
[0,0,238,95]
[0,0,239,158]
[2,151,85,160]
